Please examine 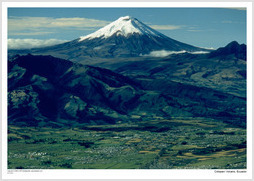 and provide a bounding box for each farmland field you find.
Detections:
[8,118,246,169]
